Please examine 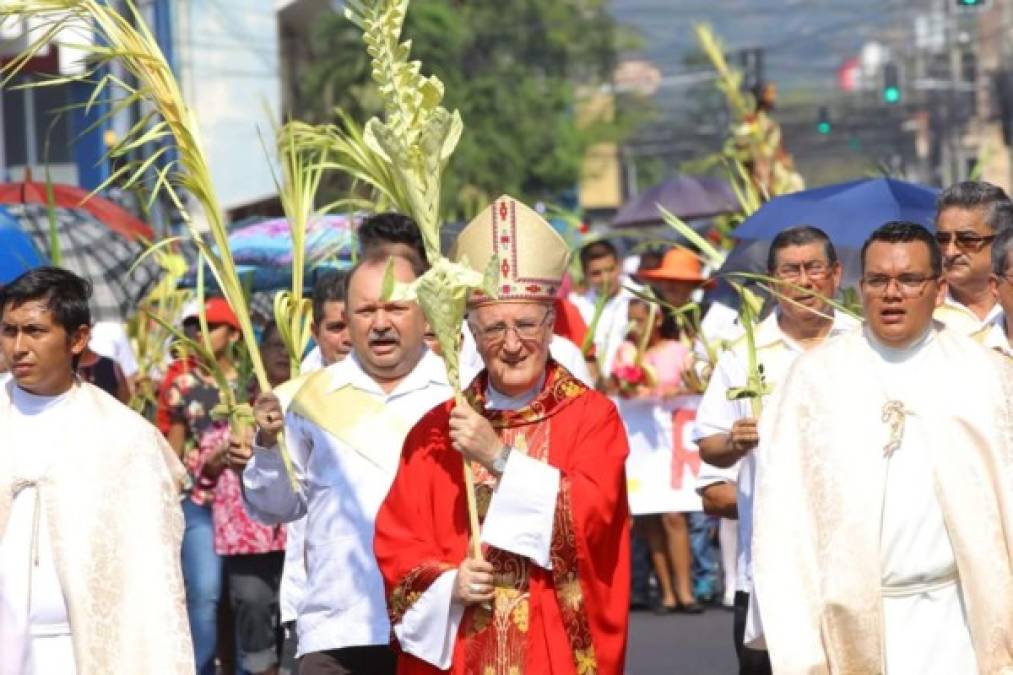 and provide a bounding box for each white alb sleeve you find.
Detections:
[394,570,464,669]
[480,450,560,569]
